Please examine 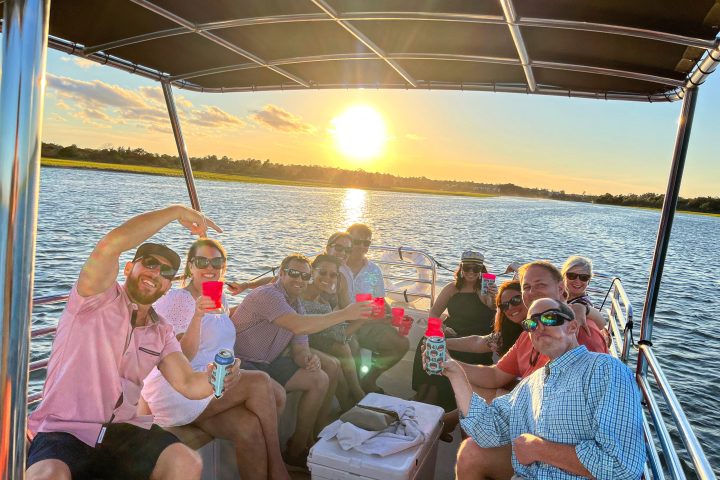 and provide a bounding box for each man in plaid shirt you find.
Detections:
[444,297,644,479]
